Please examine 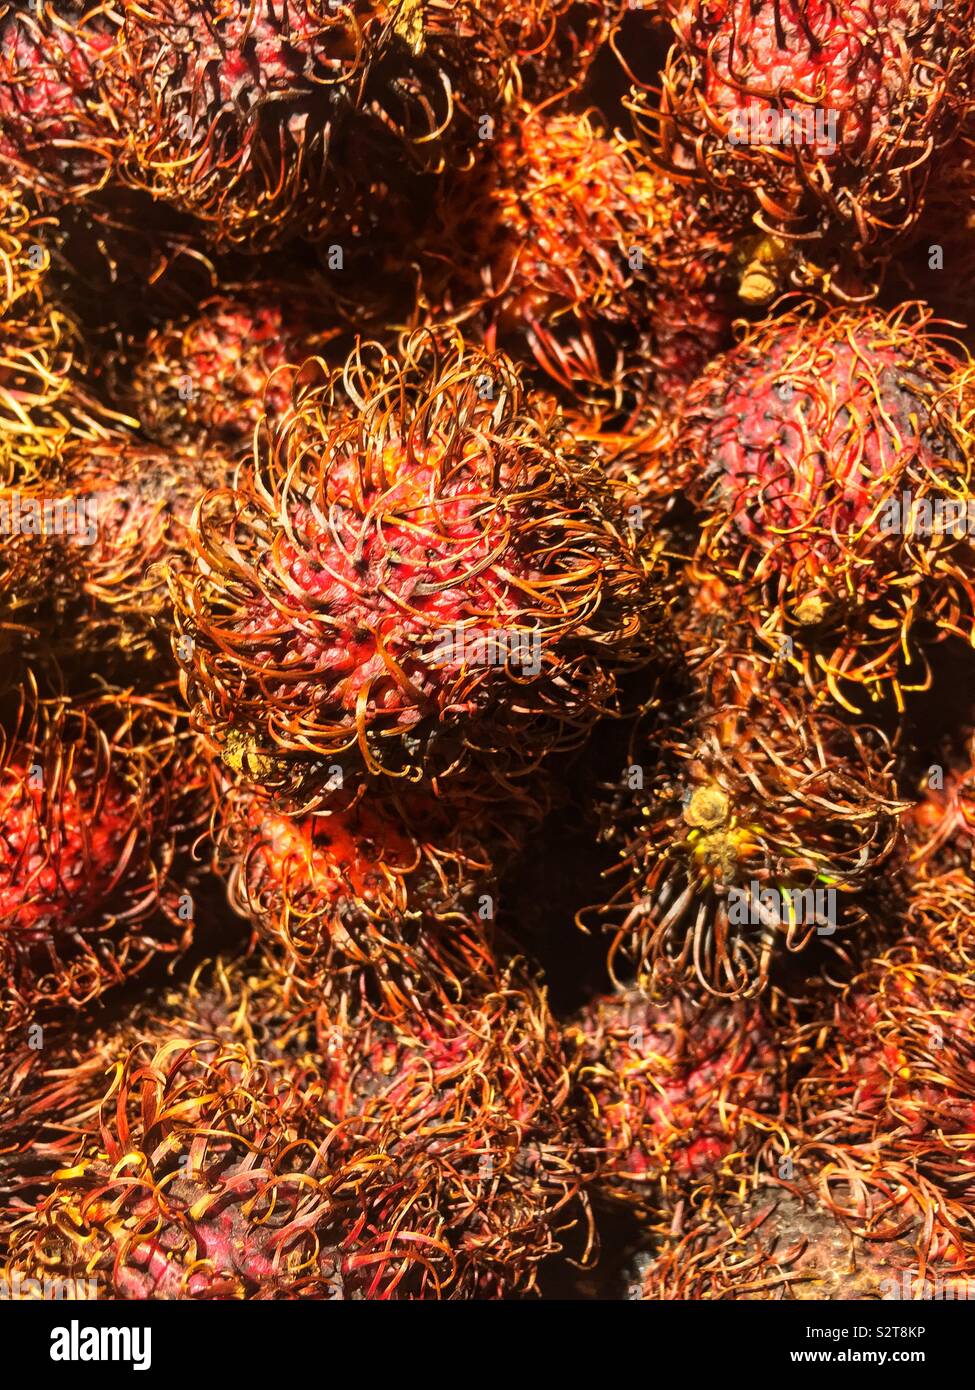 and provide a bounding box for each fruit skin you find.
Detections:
[211,773,526,1014]
[421,107,735,414]
[676,302,975,712]
[115,288,340,455]
[12,2,975,1310]
[572,986,783,1203]
[105,1,519,250]
[0,680,205,1039]
[785,874,975,1248]
[639,1179,973,1299]
[633,1,975,297]
[1,440,228,679]
[0,2,120,202]
[1,959,593,1299]
[635,884,975,1295]
[592,657,905,998]
[0,957,305,1206]
[170,329,672,800]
